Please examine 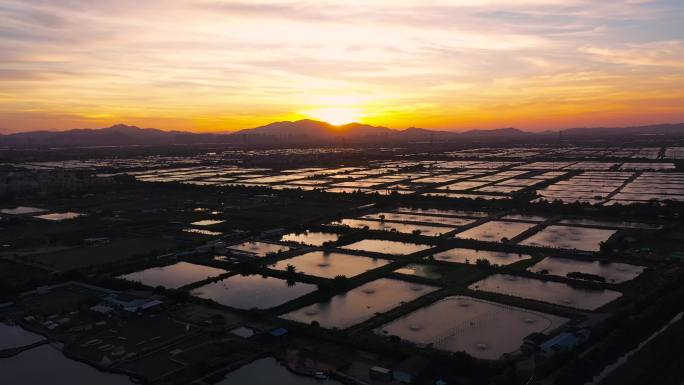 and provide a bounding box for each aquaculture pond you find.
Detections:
[270,251,389,279]
[432,248,532,266]
[558,218,661,230]
[335,218,453,237]
[394,264,443,280]
[0,206,46,215]
[500,214,548,223]
[455,221,536,242]
[0,323,44,350]
[281,278,438,329]
[375,296,568,360]
[280,231,340,246]
[519,225,616,252]
[0,344,133,385]
[228,241,291,257]
[340,239,433,255]
[361,212,473,227]
[117,261,226,289]
[528,257,644,283]
[191,274,317,309]
[469,274,622,310]
[183,228,222,236]
[190,219,225,226]
[34,212,82,221]
[394,207,490,218]
[216,357,343,385]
